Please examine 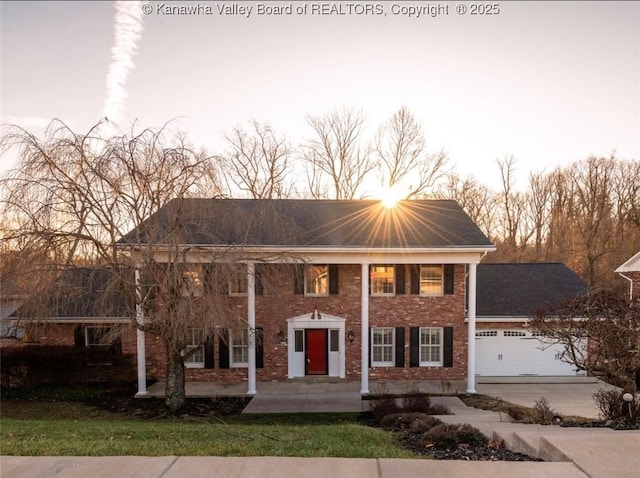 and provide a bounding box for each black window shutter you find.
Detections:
[74,325,85,347]
[219,329,229,369]
[395,264,406,295]
[409,327,420,367]
[443,327,454,368]
[294,264,304,295]
[204,334,215,369]
[255,264,264,296]
[368,327,372,368]
[328,264,339,295]
[444,264,455,295]
[395,327,405,367]
[109,337,122,354]
[204,264,213,294]
[255,327,264,369]
[410,265,420,295]
[204,264,226,295]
